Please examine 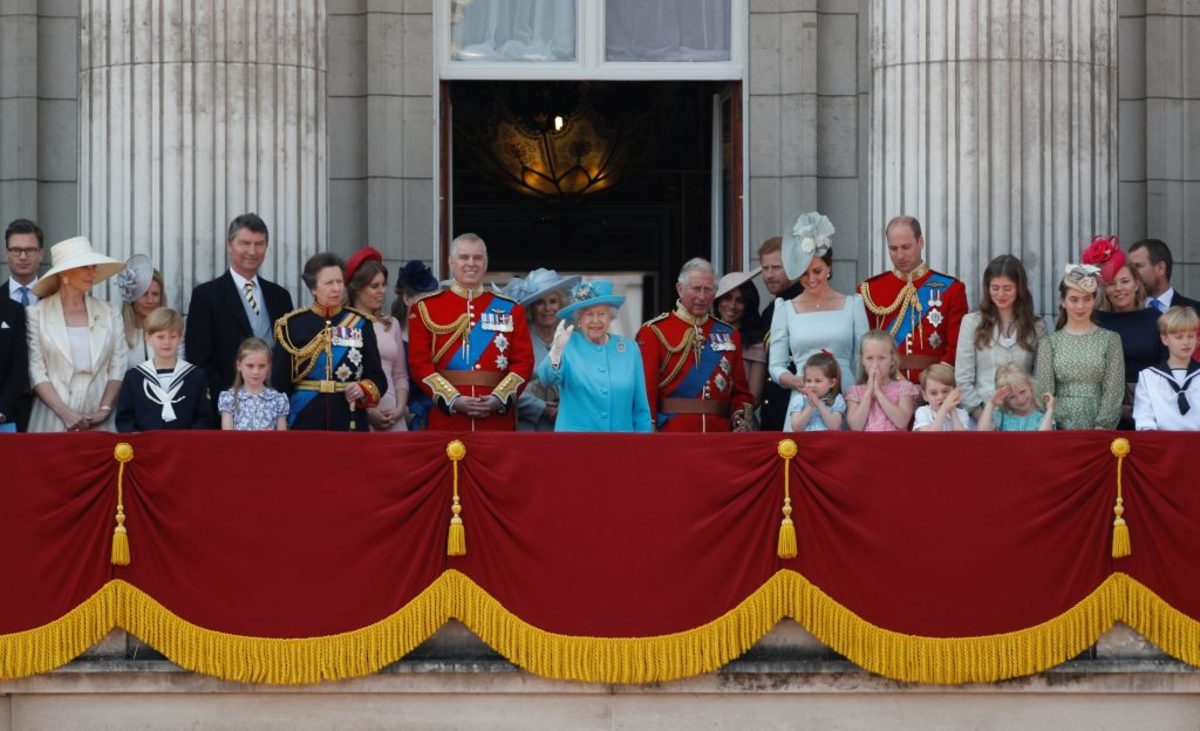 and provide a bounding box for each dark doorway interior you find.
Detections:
[449,80,733,318]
